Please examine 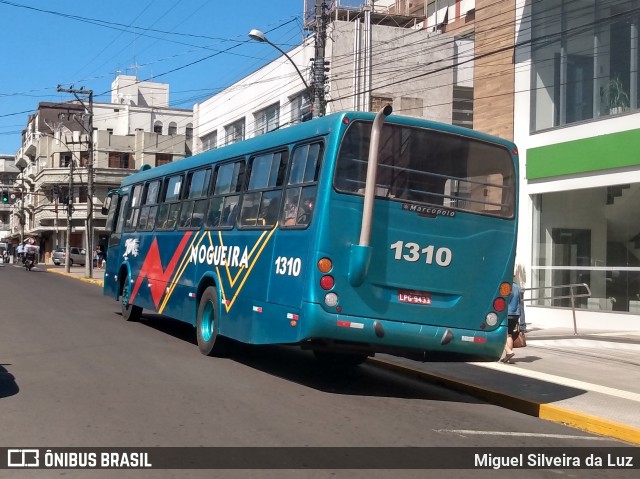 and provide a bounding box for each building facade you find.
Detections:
[514,0,640,330]
[11,75,193,263]
[194,1,474,154]
[0,154,19,243]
